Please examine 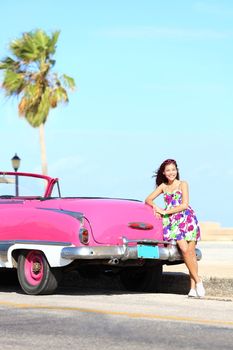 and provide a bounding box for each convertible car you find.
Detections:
[0,172,201,295]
